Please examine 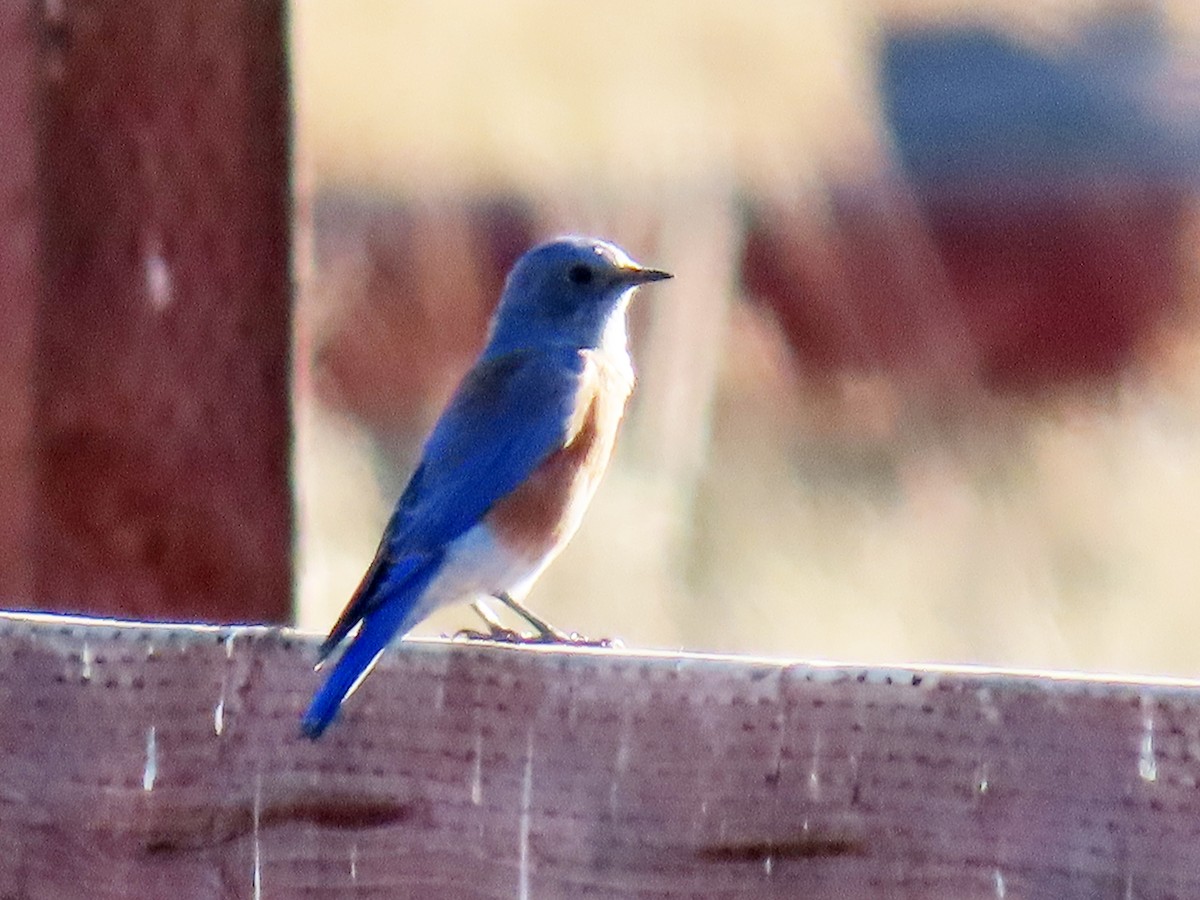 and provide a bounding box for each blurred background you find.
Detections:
[290,0,1200,676]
